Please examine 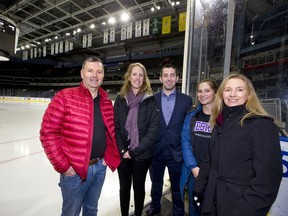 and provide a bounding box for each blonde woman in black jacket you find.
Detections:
[194,73,282,216]
[114,62,160,216]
